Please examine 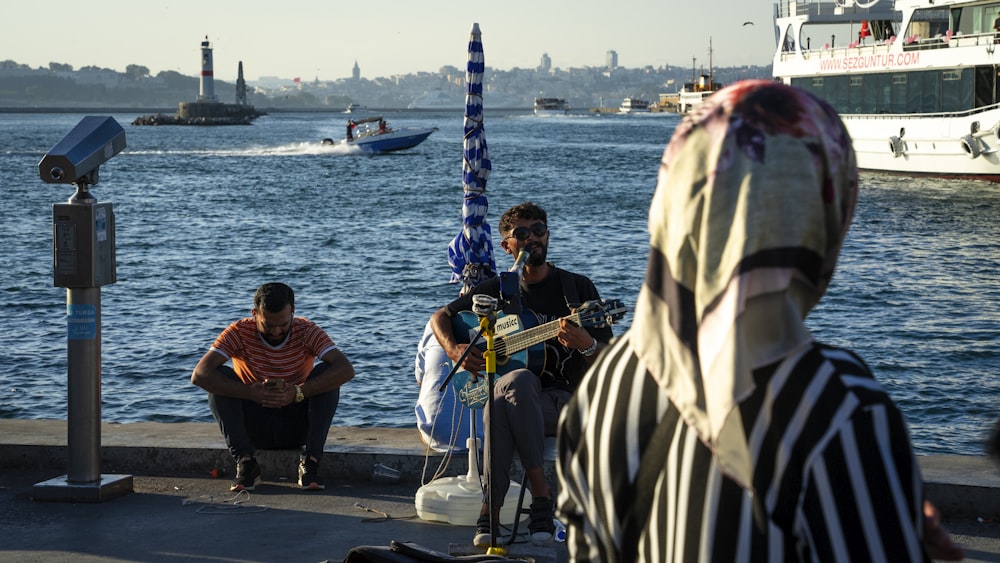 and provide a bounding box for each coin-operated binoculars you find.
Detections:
[33,116,133,502]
